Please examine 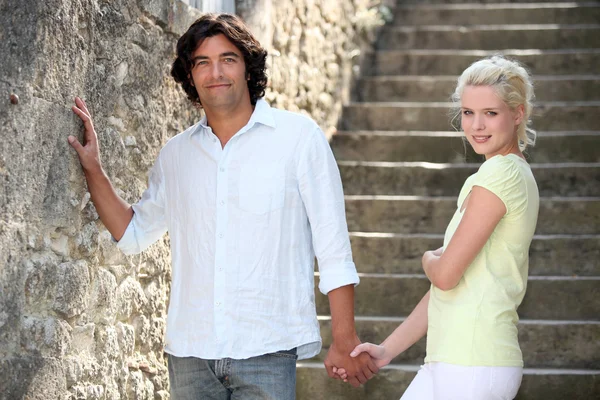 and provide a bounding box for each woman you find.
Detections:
[335,56,540,399]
